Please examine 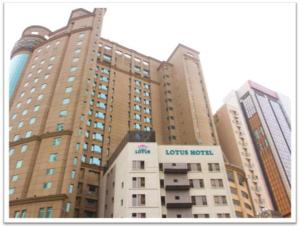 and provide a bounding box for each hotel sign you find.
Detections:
[165,149,214,156]
[135,144,151,154]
